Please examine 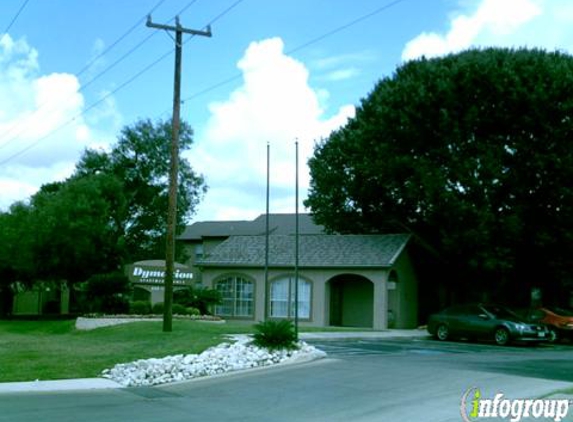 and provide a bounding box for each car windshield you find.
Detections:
[482,305,520,320]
